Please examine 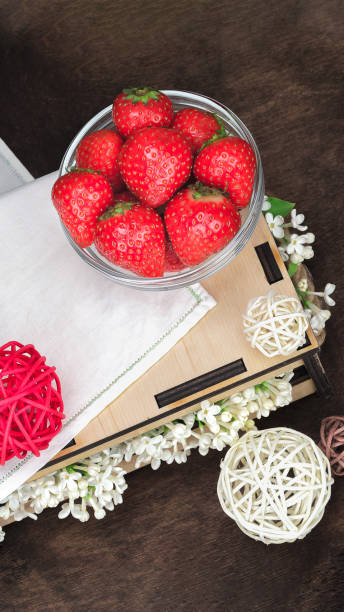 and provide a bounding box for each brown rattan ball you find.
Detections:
[319,416,344,476]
